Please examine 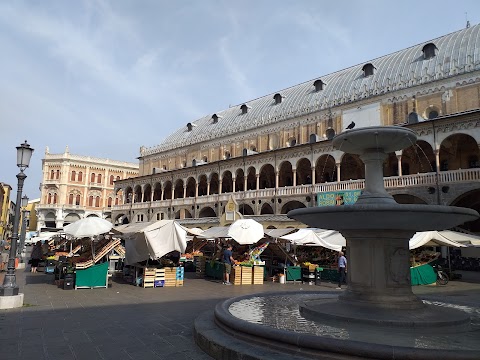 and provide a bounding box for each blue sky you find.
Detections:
[0,0,478,200]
